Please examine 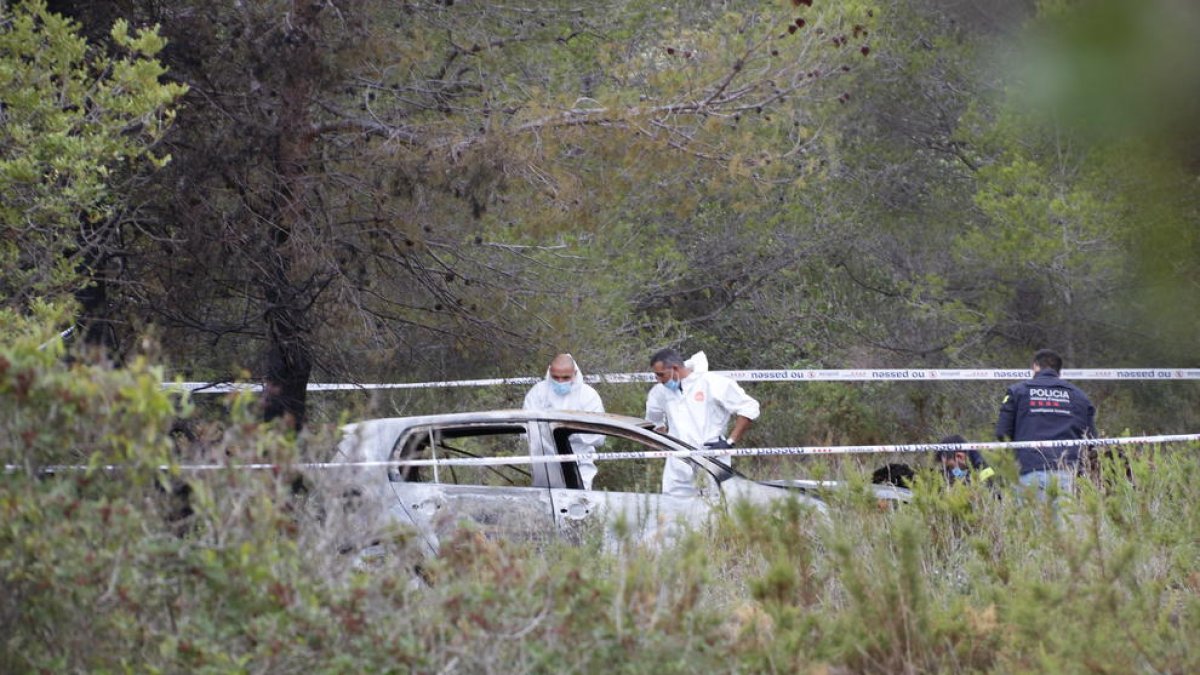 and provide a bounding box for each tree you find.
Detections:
[636,0,1006,370]
[0,0,185,346]
[50,0,876,428]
